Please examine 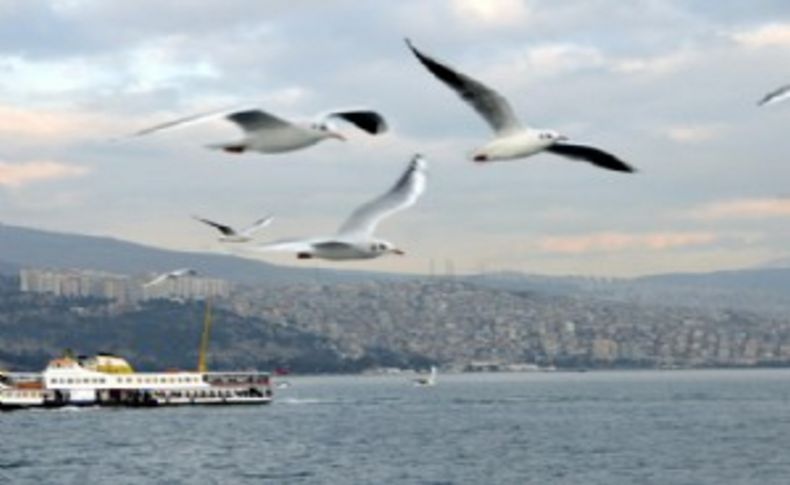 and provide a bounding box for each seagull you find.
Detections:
[757,84,790,106]
[251,154,427,261]
[143,268,198,288]
[130,106,388,154]
[405,39,634,173]
[192,214,273,243]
